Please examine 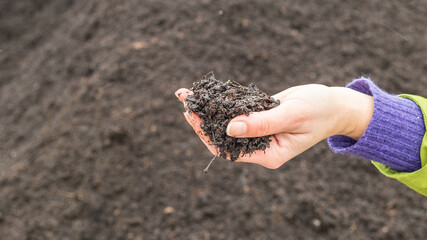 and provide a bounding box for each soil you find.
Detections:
[0,0,426,240]
[185,73,279,162]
